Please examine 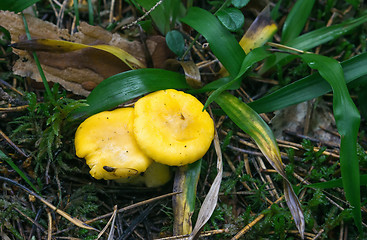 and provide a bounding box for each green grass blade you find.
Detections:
[21,14,54,104]
[69,69,189,120]
[249,52,367,113]
[215,92,305,238]
[188,77,240,94]
[261,14,367,73]
[204,47,271,109]
[306,174,367,189]
[73,0,80,27]
[181,7,245,76]
[87,0,94,25]
[0,150,40,195]
[281,0,315,43]
[0,0,40,12]
[288,14,367,50]
[300,53,361,232]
